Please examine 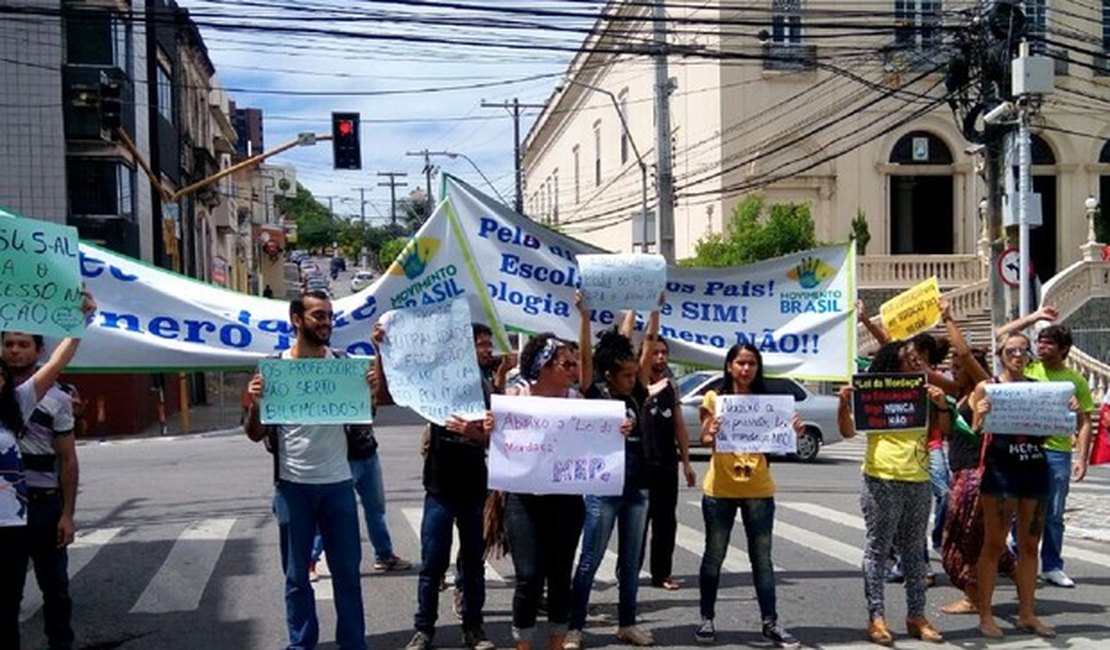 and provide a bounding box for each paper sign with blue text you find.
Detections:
[576,253,666,312]
[488,394,625,496]
[714,394,796,454]
[259,357,372,425]
[983,381,1076,436]
[378,298,487,425]
[0,213,85,337]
